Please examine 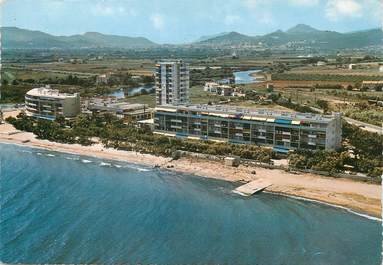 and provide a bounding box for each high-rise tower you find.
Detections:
[155,60,189,105]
